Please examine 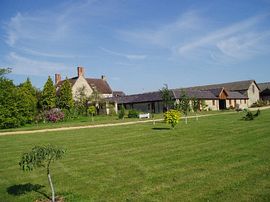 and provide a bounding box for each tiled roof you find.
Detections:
[172,89,217,99]
[258,82,270,92]
[56,77,112,94]
[227,91,248,99]
[185,80,256,91]
[85,78,112,94]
